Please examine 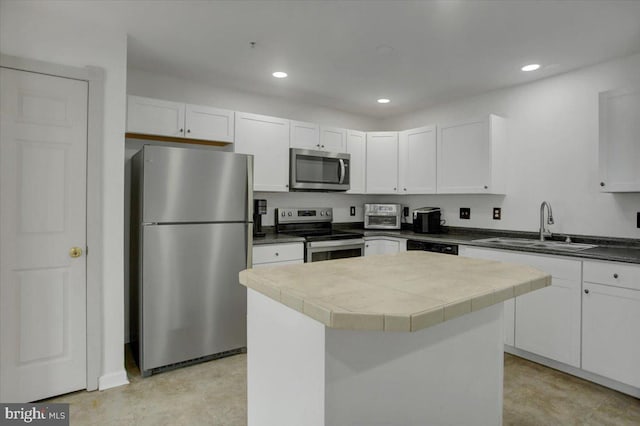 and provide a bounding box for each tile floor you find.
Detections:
[46,352,640,425]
